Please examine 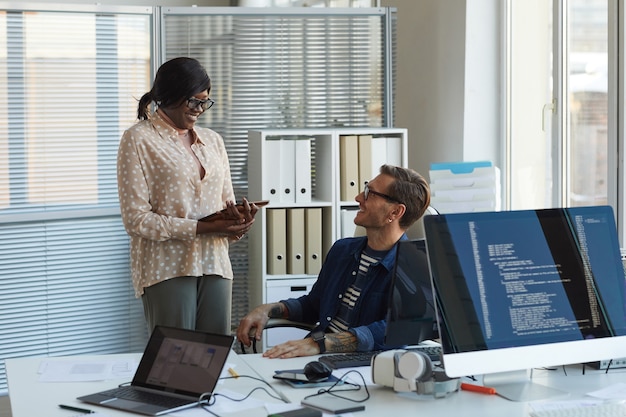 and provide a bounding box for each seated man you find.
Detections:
[237,164,431,358]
